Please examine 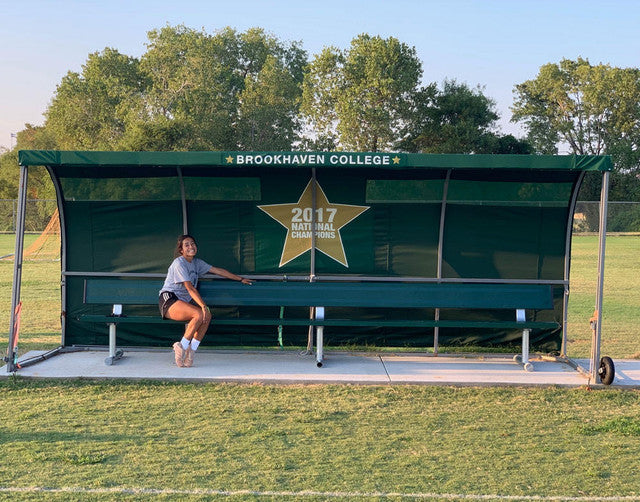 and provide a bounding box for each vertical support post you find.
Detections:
[48,168,67,346]
[177,168,188,234]
[590,171,609,382]
[561,286,569,357]
[109,323,117,359]
[307,169,318,353]
[7,165,28,372]
[434,170,451,355]
[562,171,585,358]
[522,329,530,366]
[310,169,317,281]
[315,306,325,367]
